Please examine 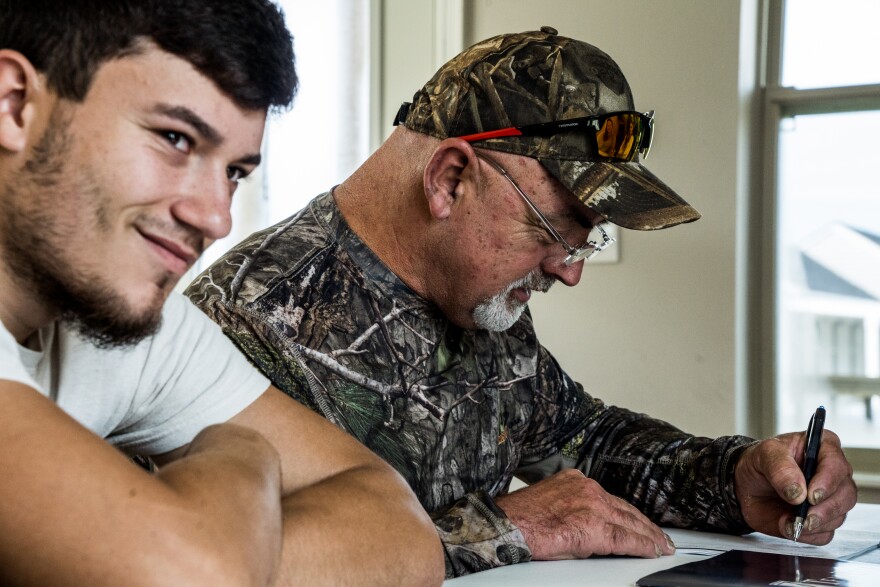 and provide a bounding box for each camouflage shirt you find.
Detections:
[185,192,755,578]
